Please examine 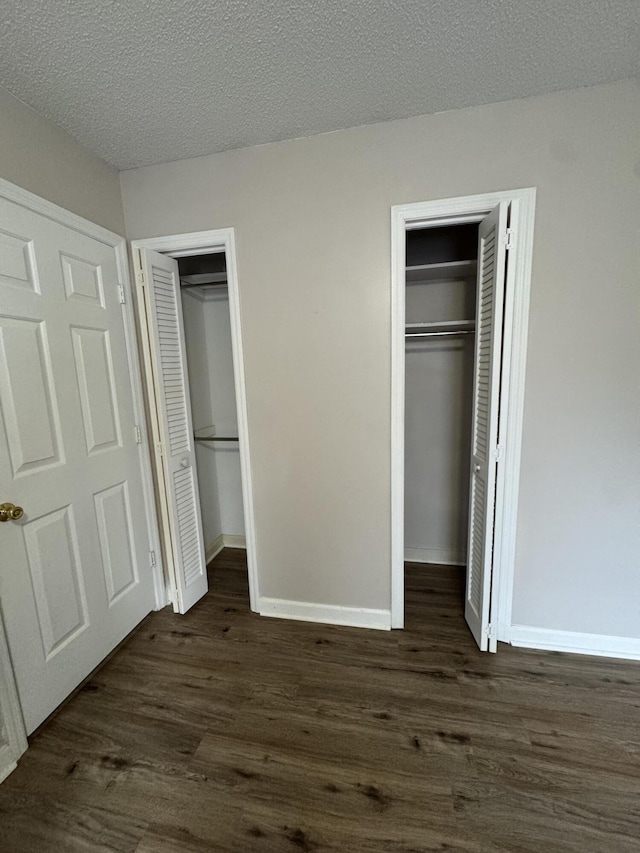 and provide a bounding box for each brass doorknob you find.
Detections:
[0,502,24,522]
